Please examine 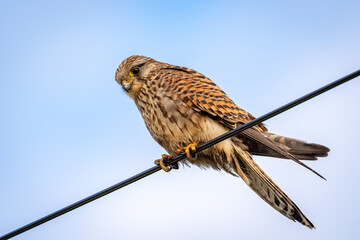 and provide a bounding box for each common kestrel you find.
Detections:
[115,55,329,229]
